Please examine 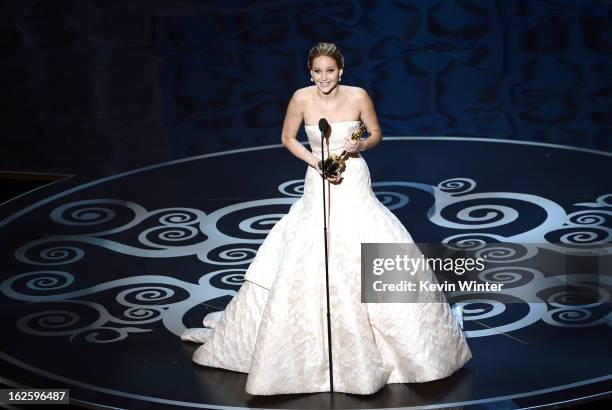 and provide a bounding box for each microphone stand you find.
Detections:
[319,120,334,393]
